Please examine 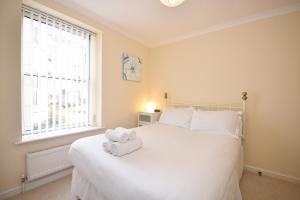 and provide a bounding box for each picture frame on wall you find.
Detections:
[122,53,142,81]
